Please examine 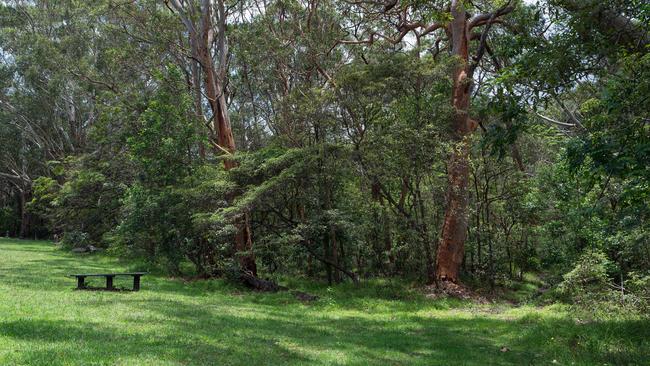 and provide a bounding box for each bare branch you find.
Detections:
[535,113,576,127]
[468,3,514,30]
